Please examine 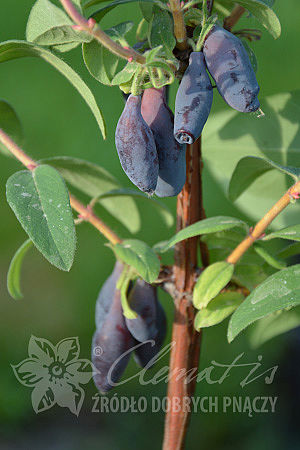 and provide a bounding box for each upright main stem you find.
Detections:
[163,138,204,450]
